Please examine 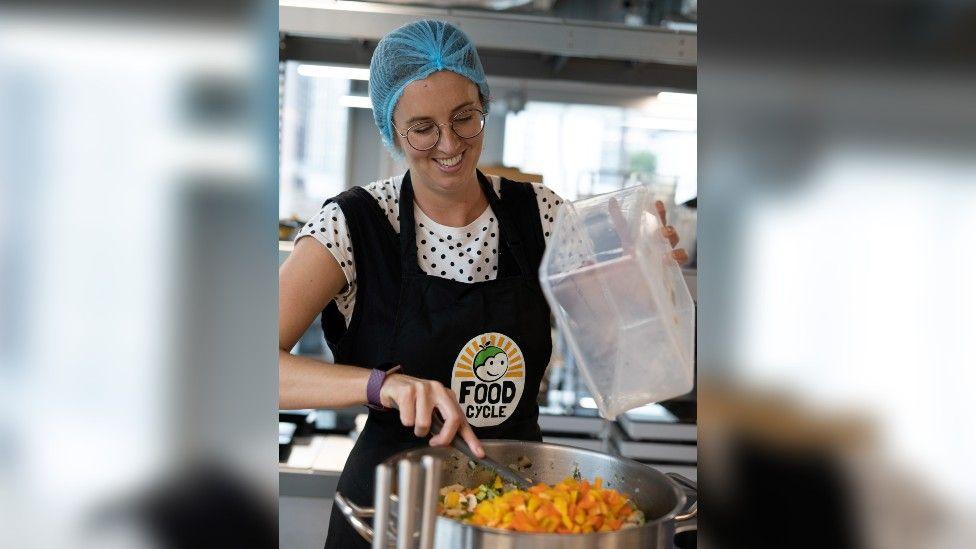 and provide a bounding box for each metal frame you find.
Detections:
[279,36,696,91]
[279,0,696,67]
